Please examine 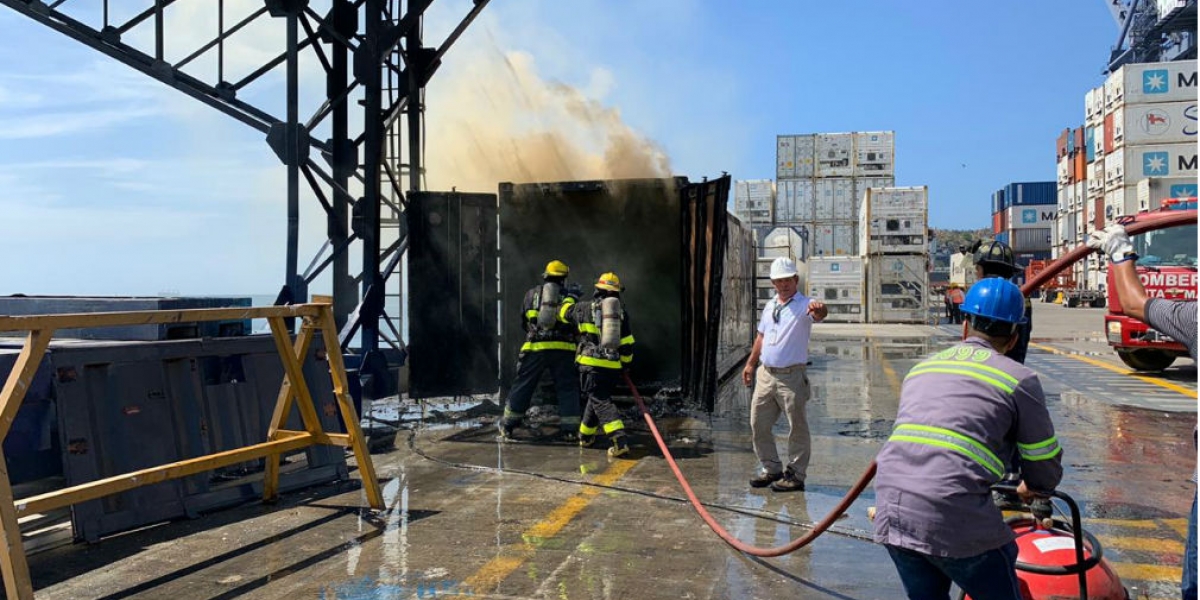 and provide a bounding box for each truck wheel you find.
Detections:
[1089,297,1106,309]
[1116,350,1176,371]
[1066,296,1080,308]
